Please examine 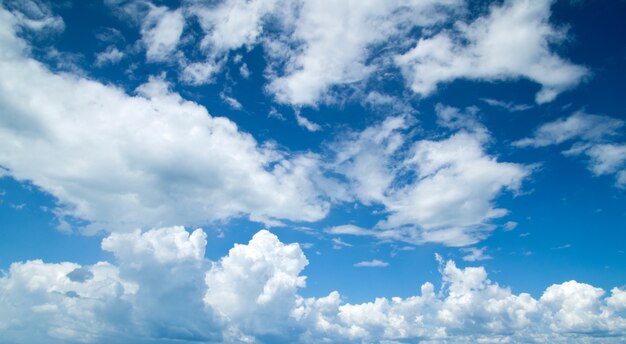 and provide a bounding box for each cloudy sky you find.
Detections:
[0,0,625,342]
